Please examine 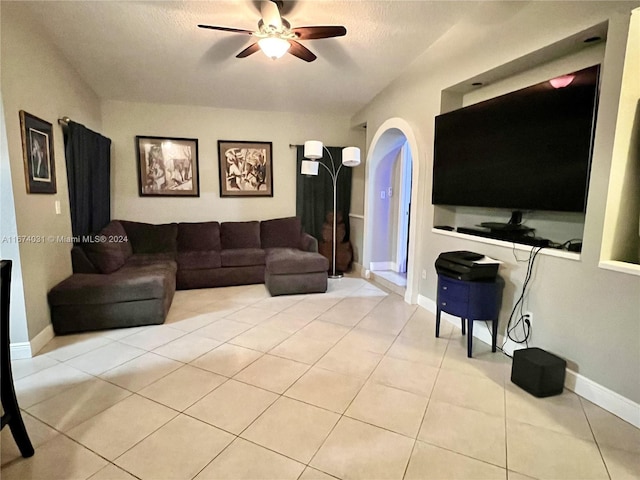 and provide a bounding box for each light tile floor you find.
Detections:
[2,277,639,480]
